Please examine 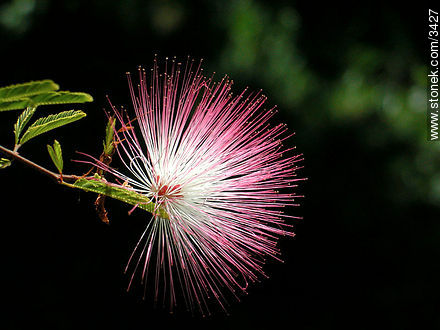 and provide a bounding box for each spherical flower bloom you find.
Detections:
[86,58,304,314]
